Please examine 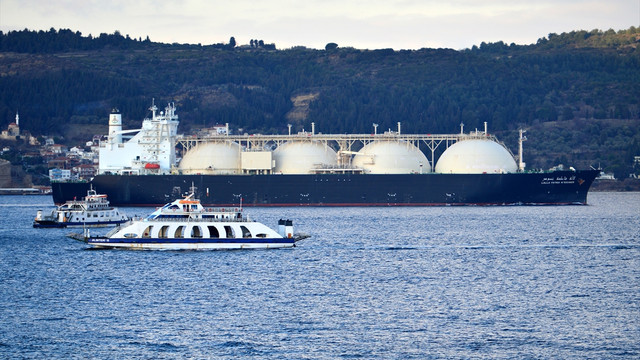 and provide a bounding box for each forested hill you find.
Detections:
[1,27,639,176]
